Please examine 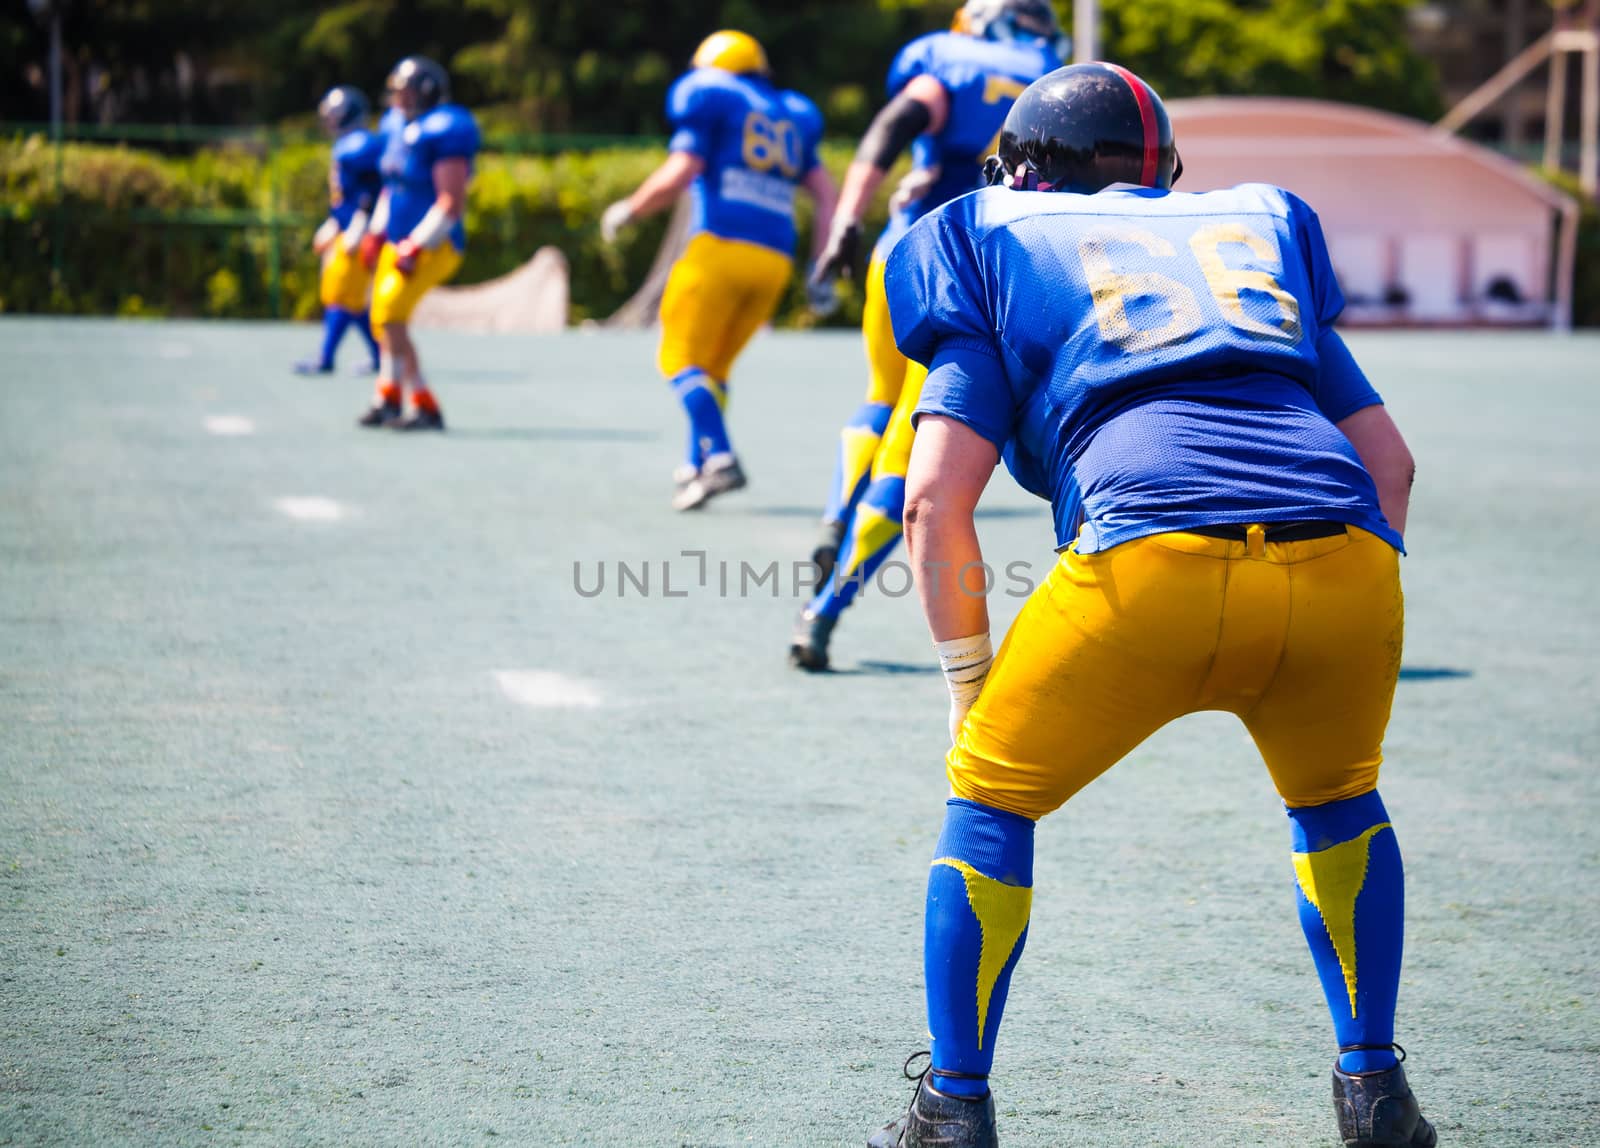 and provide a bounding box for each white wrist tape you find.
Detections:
[368,193,390,238]
[313,217,340,250]
[935,632,993,709]
[407,203,454,250]
[342,209,369,252]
